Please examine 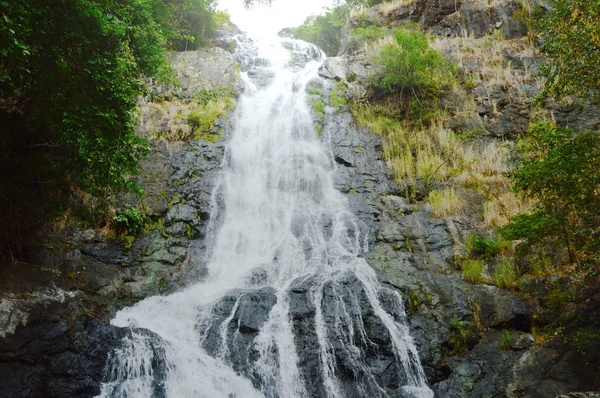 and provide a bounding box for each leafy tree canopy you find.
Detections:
[0,0,222,259]
[532,0,600,105]
[502,122,600,268]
